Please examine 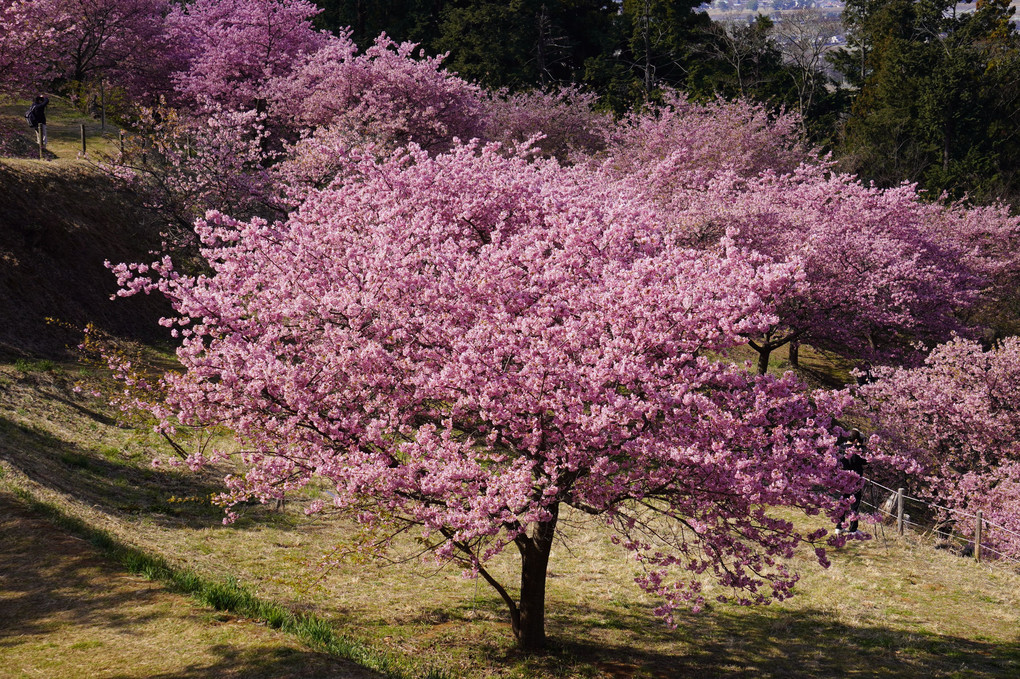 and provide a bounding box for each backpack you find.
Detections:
[25,104,39,128]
